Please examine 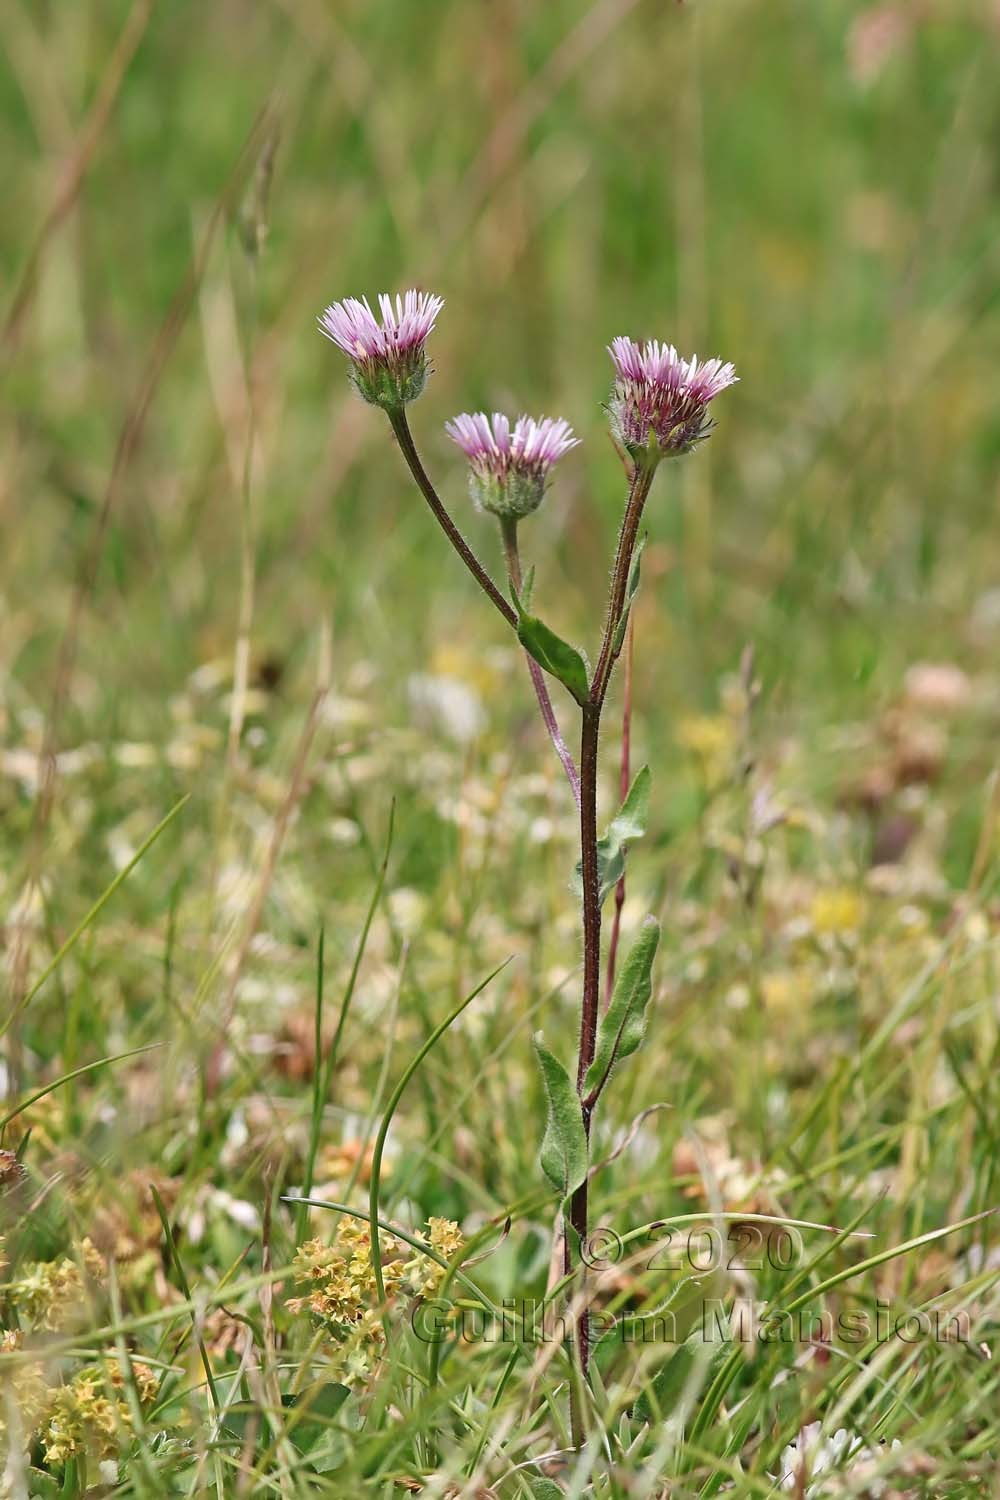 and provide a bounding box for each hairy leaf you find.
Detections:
[584,916,660,1097]
[520,563,536,613]
[573,764,652,904]
[633,1338,725,1425]
[533,1034,588,1196]
[516,613,590,704]
[526,1481,565,1500]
